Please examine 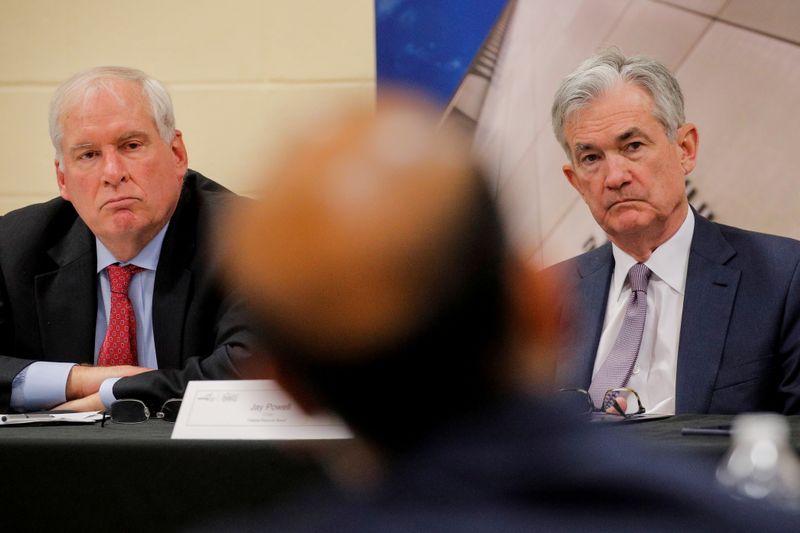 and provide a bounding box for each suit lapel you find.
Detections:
[35,219,97,362]
[676,215,739,413]
[152,183,195,368]
[557,245,613,388]
[152,265,191,369]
